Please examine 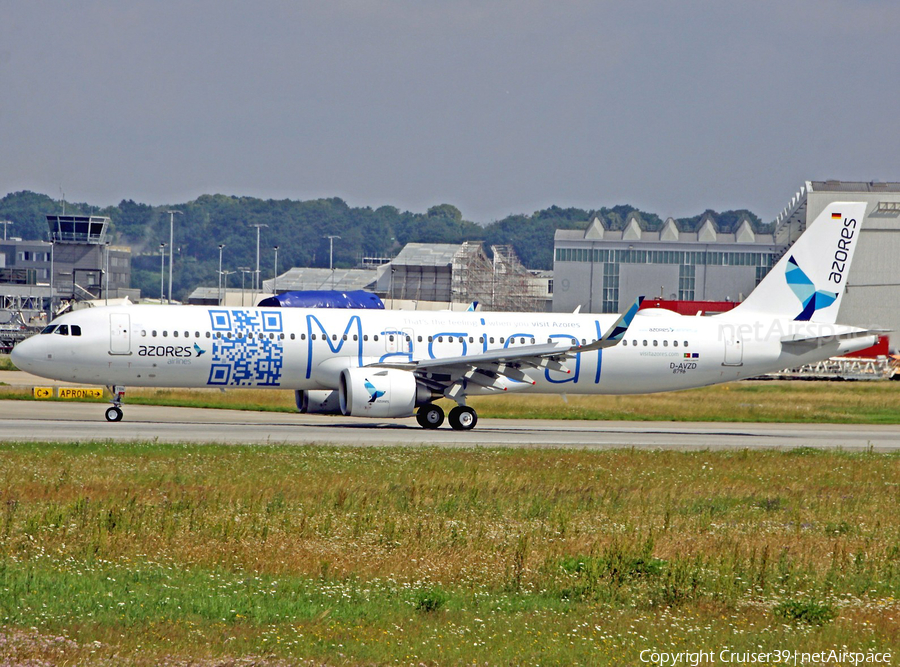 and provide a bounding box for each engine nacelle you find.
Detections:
[339,367,421,418]
[295,389,341,414]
